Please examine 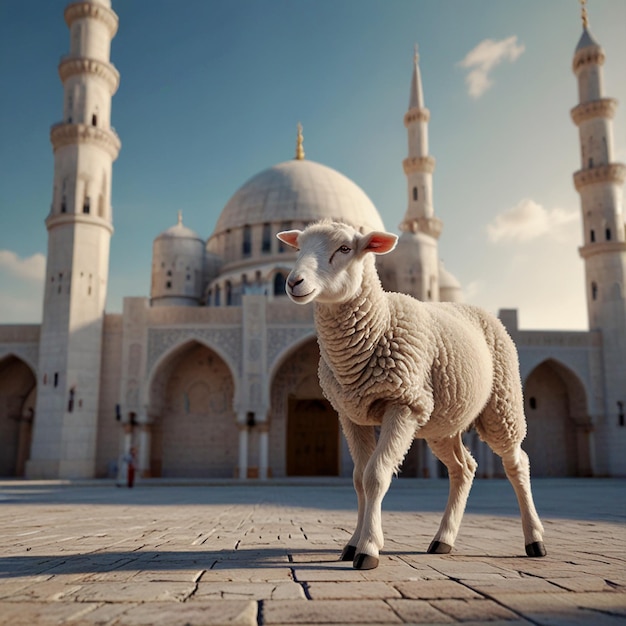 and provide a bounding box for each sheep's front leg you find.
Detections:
[337,415,376,562]
[354,406,416,570]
